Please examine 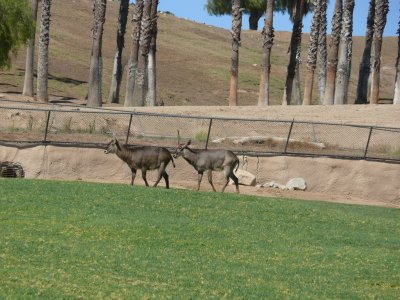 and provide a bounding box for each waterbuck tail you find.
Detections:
[171,156,176,168]
[235,159,239,172]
